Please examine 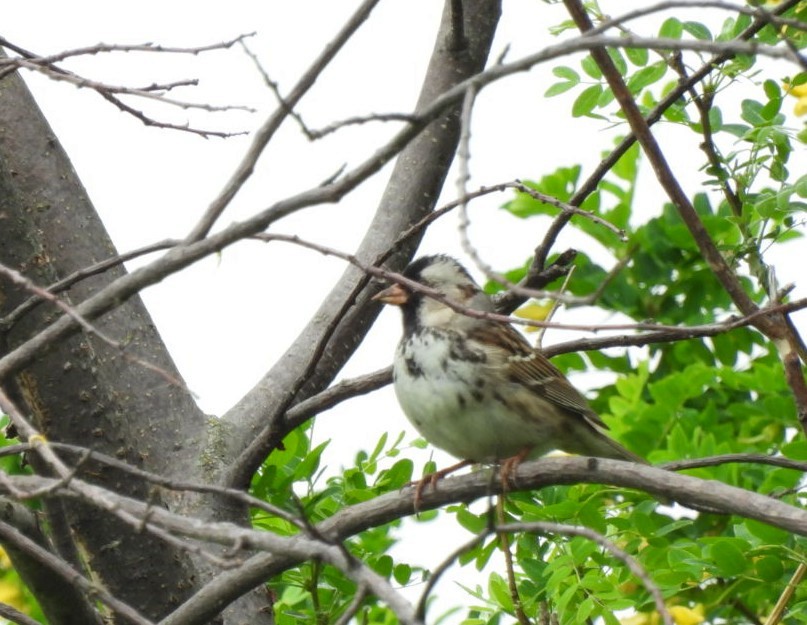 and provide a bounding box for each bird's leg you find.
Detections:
[410,459,472,511]
[499,448,531,491]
